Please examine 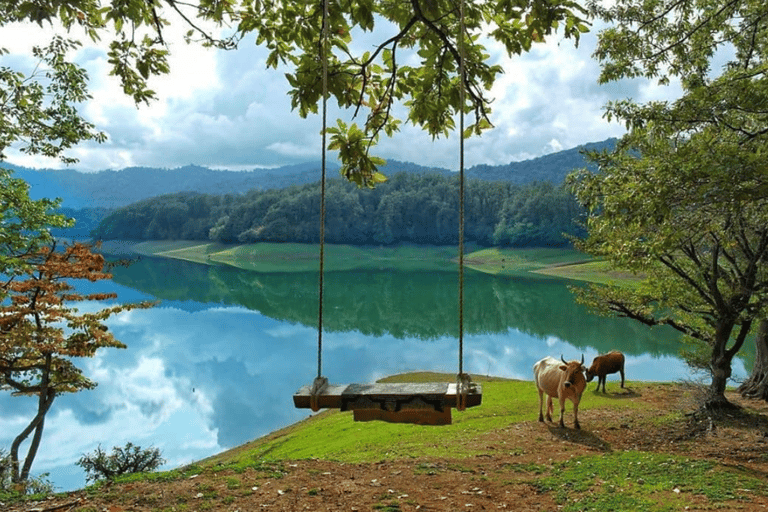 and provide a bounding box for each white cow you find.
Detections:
[533,355,587,429]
